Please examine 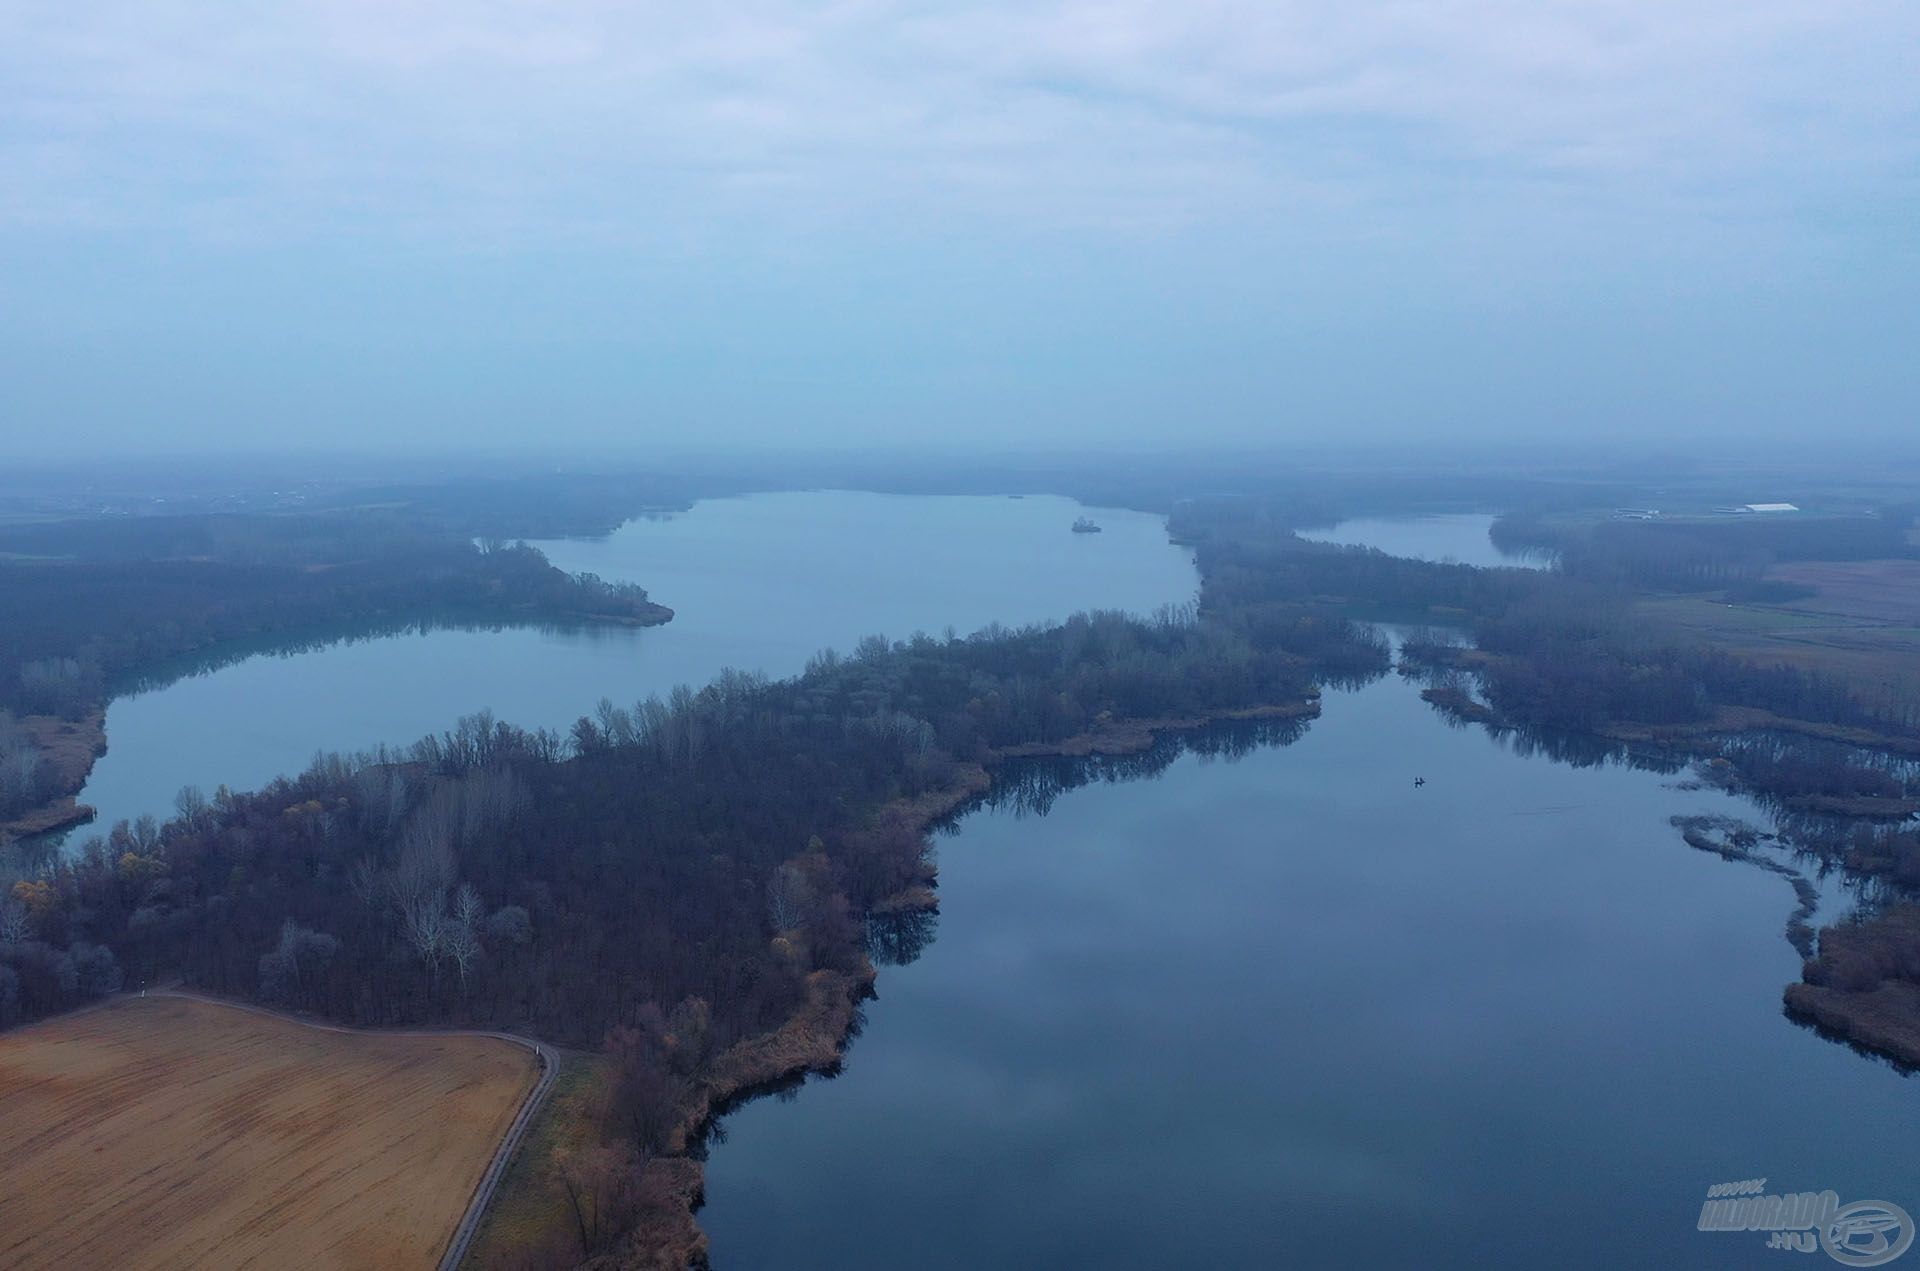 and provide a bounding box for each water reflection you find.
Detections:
[1402,664,1916,928]
[975,716,1321,823]
[865,911,938,968]
[56,492,1200,846]
[1301,513,1548,570]
[699,662,1918,1271]
[110,609,638,700]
